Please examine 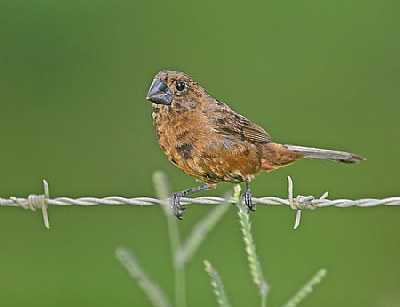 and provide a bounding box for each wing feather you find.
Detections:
[209,100,270,143]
